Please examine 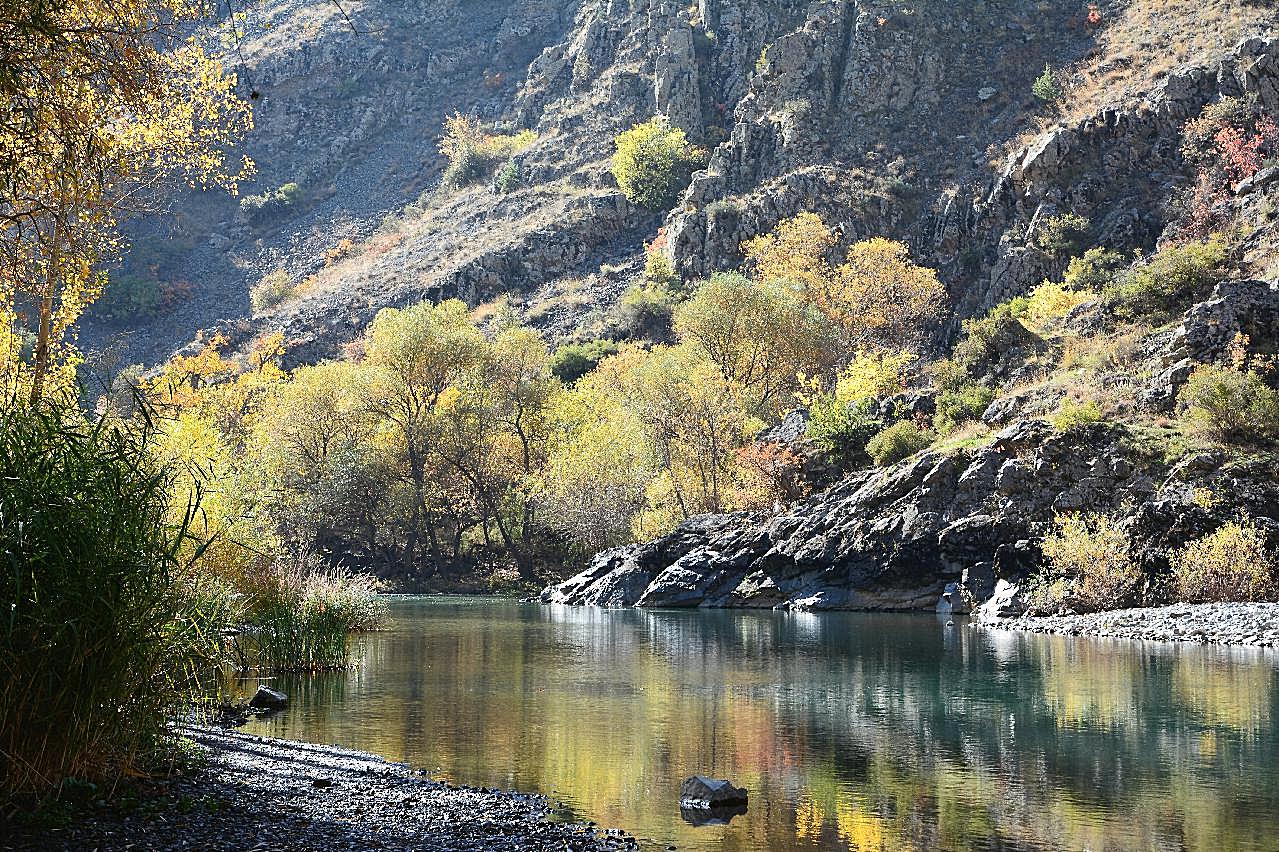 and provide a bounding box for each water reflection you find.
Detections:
[244,598,1279,851]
